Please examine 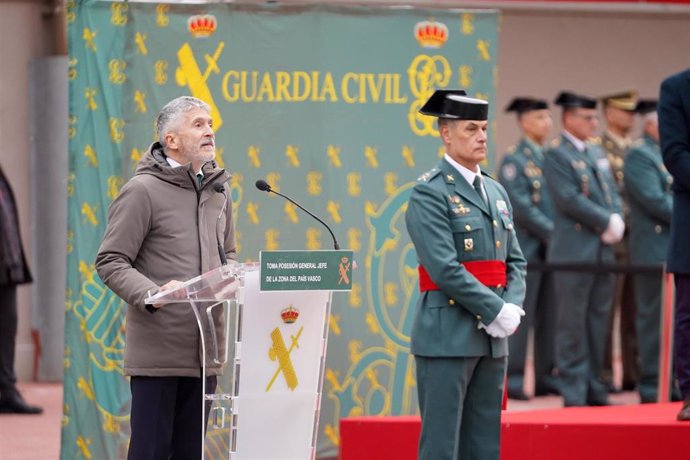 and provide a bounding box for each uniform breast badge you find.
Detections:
[525,161,541,178]
[581,174,590,197]
[449,195,470,215]
[464,238,474,251]
[496,199,510,218]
